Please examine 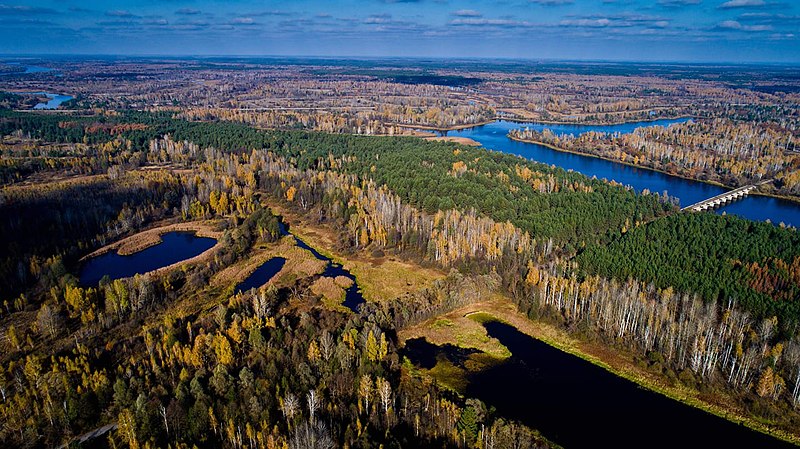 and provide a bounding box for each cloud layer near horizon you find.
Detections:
[0,0,797,63]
